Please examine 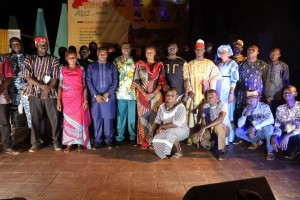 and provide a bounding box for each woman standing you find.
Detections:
[131,46,166,149]
[57,50,91,152]
[215,45,239,143]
